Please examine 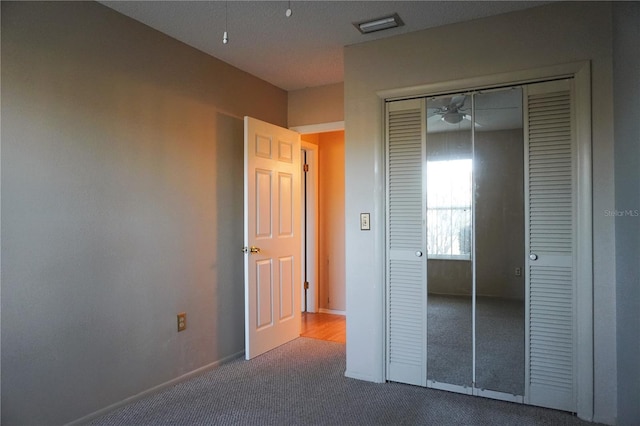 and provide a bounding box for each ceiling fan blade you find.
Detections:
[450,95,467,109]
[427,97,453,109]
